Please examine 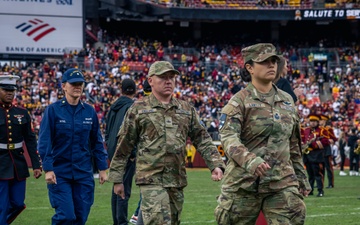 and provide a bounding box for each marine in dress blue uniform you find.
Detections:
[0,74,42,225]
[38,68,108,225]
